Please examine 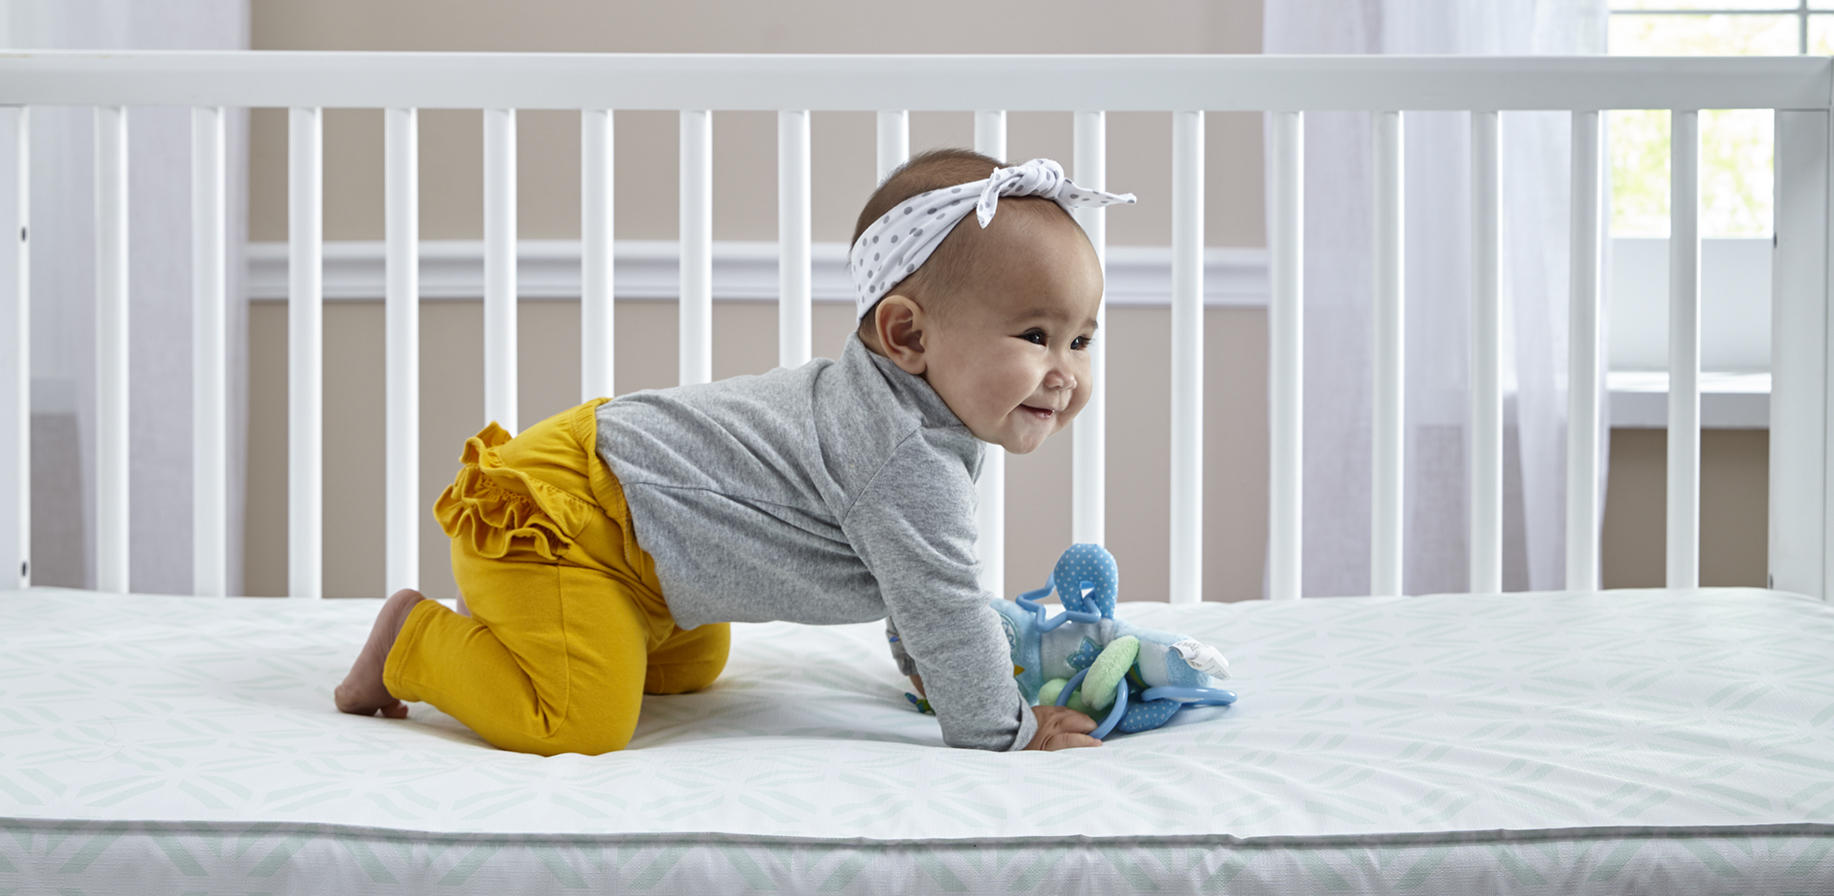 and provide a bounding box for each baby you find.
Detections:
[335,148,1135,755]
